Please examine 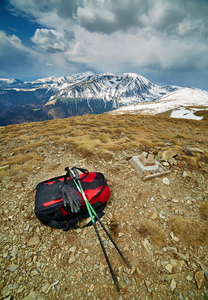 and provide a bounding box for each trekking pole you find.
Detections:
[71,167,130,267]
[70,167,122,292]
